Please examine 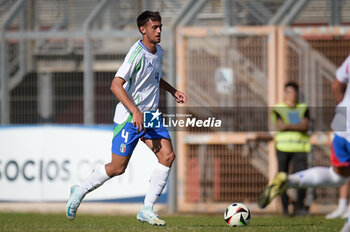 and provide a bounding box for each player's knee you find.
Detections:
[330,167,349,186]
[167,151,175,163]
[159,151,175,166]
[111,167,126,176]
[334,166,350,177]
[106,163,127,177]
[170,152,176,163]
